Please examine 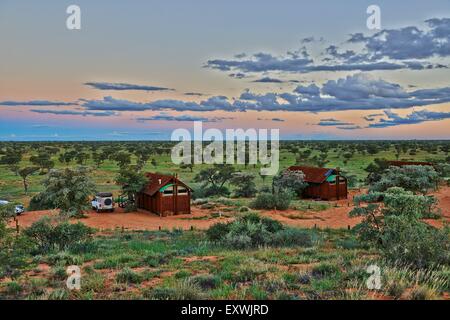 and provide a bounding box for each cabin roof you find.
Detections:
[140,172,192,196]
[387,161,433,167]
[287,166,337,184]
